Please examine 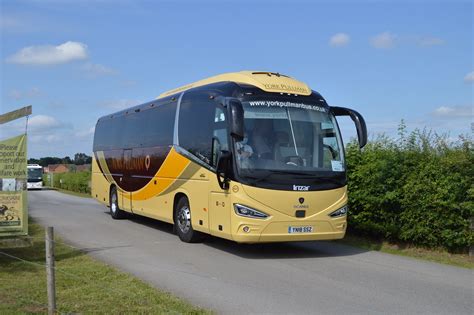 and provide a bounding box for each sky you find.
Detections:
[1,0,472,158]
